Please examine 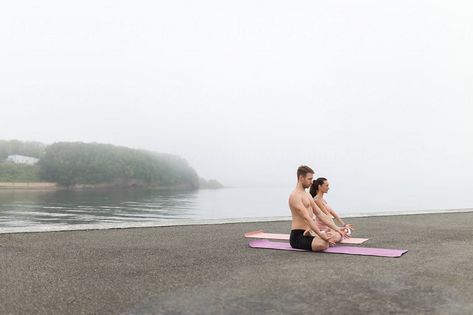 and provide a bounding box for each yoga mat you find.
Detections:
[245,230,369,245]
[248,239,407,258]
